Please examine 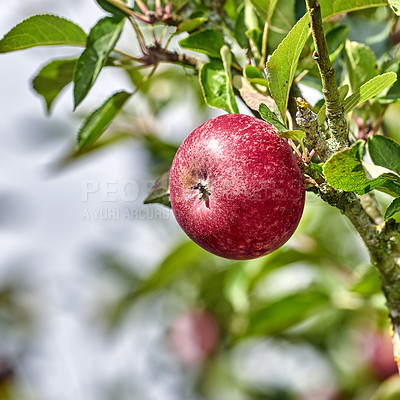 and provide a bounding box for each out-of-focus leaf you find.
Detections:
[389,0,400,14]
[249,0,272,19]
[246,28,263,59]
[345,41,378,93]
[178,17,207,32]
[385,197,400,219]
[266,13,309,121]
[96,0,129,18]
[32,58,76,114]
[323,141,400,195]
[76,91,131,151]
[235,4,248,48]
[326,25,350,61]
[318,0,388,21]
[179,29,225,58]
[243,65,268,87]
[368,135,400,175]
[237,0,265,51]
[109,241,213,325]
[142,134,178,167]
[144,169,171,208]
[0,15,86,53]
[267,0,296,51]
[246,291,329,336]
[343,72,397,113]
[371,375,400,400]
[199,50,239,114]
[74,17,124,108]
[233,76,272,111]
[351,265,381,296]
[171,0,189,11]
